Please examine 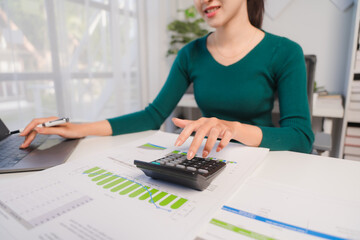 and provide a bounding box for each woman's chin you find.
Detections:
[205,20,223,29]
